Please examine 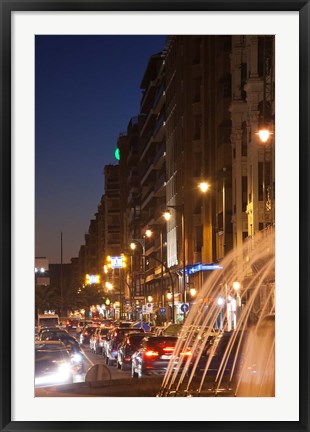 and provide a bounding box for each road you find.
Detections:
[78,344,131,381]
